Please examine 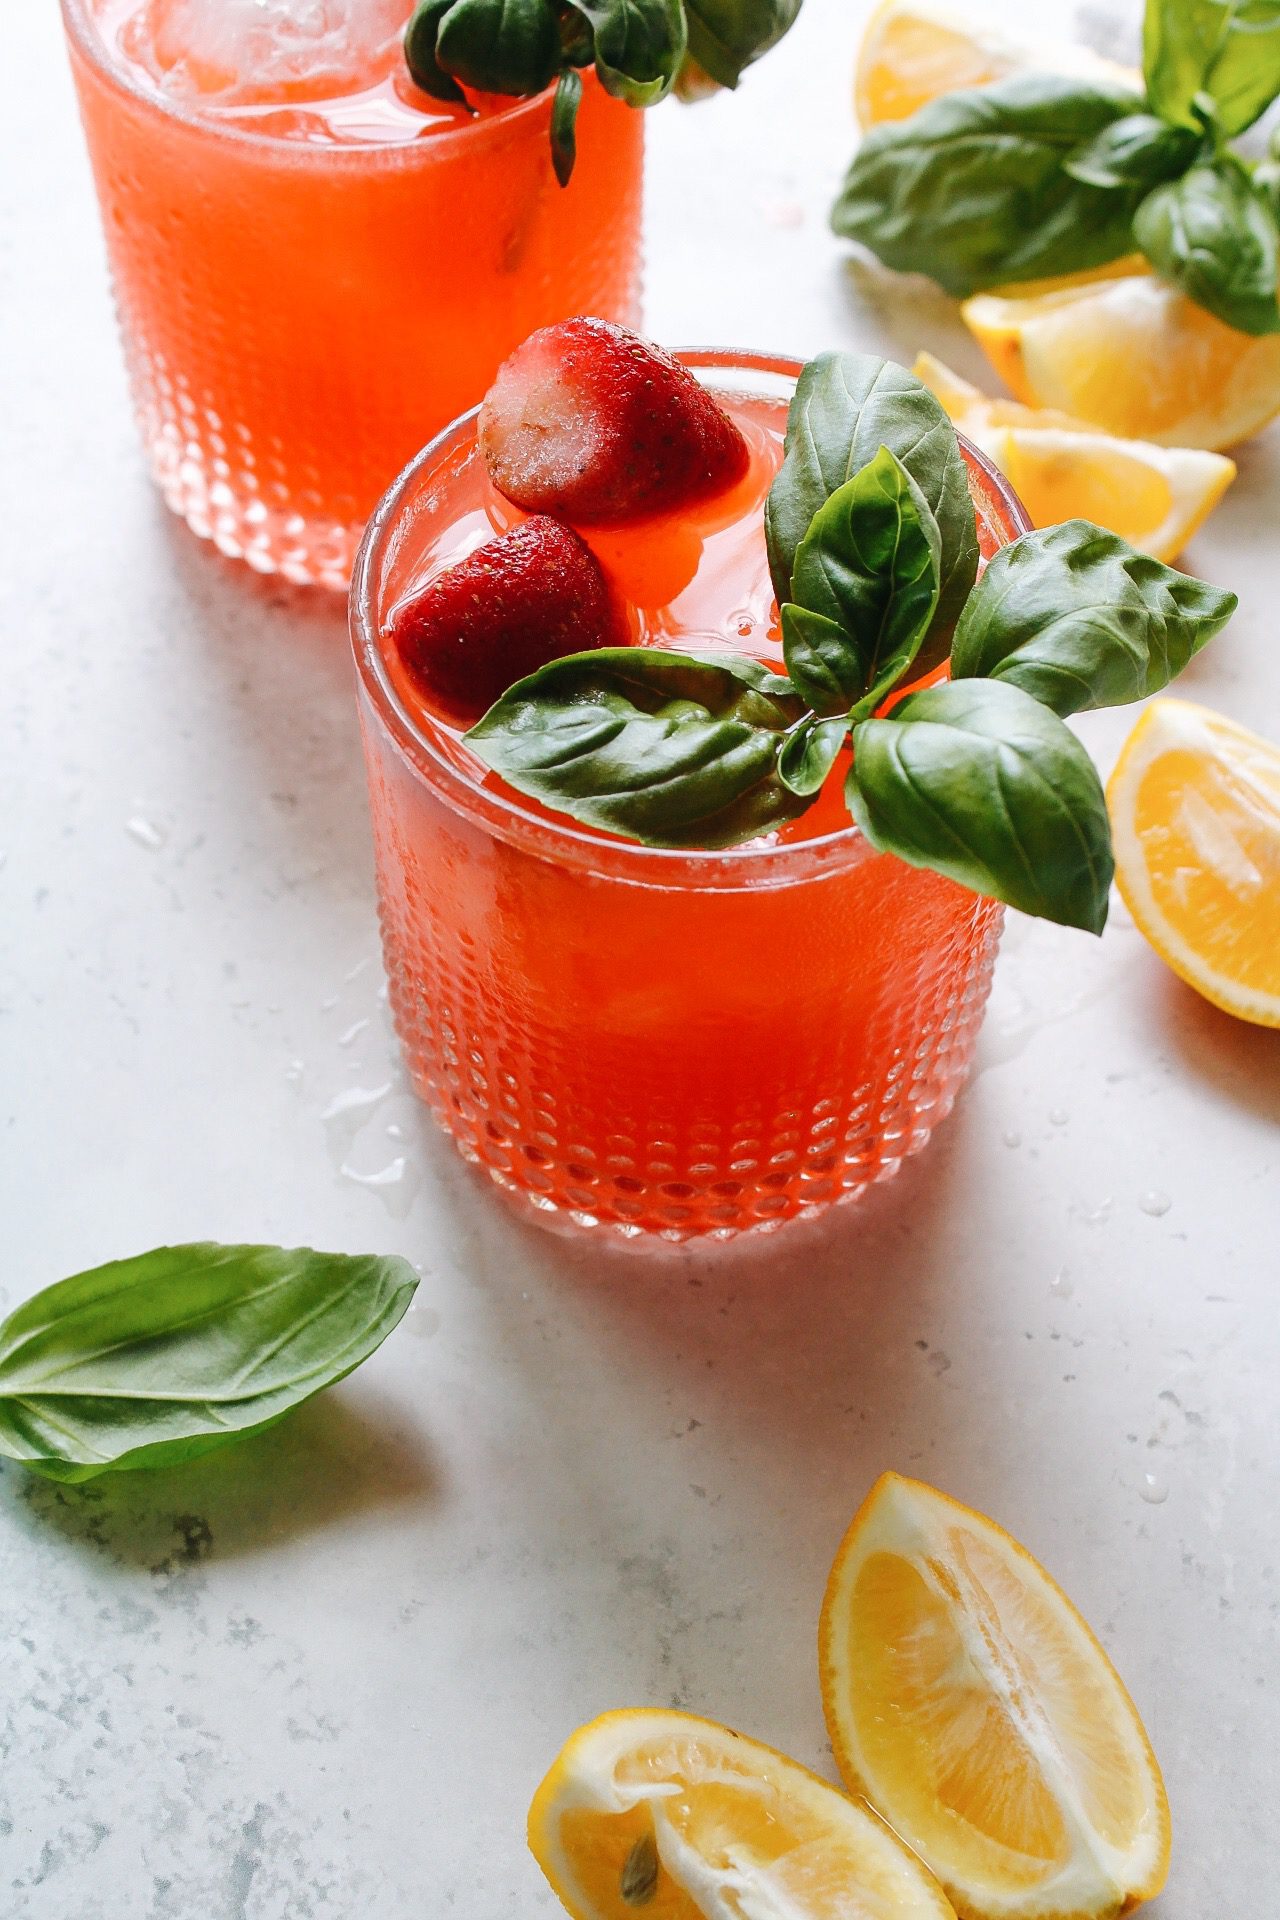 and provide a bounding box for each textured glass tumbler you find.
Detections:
[351,353,1030,1240]
[61,0,644,589]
